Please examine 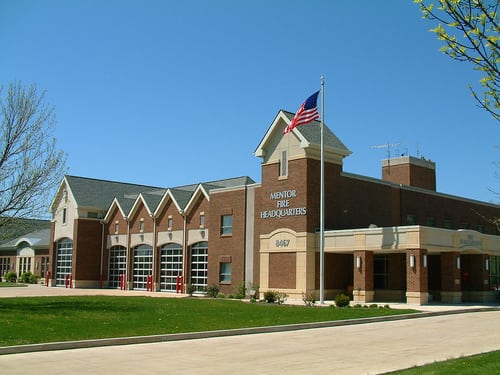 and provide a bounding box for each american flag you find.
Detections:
[283,91,320,134]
